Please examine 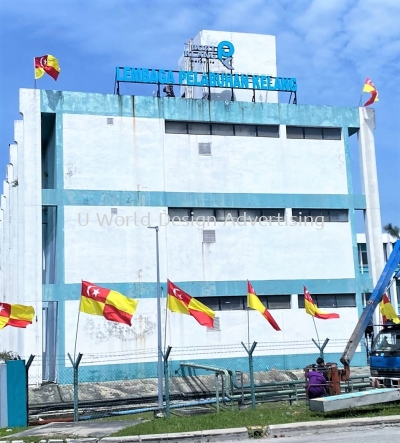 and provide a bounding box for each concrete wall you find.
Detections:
[2,87,380,383]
